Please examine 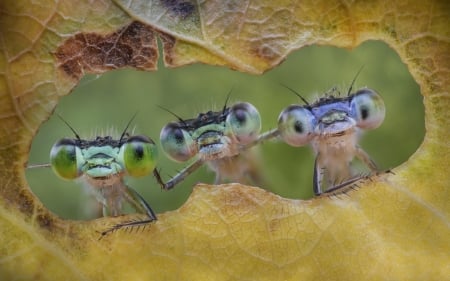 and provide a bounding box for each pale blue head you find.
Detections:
[278,88,385,146]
